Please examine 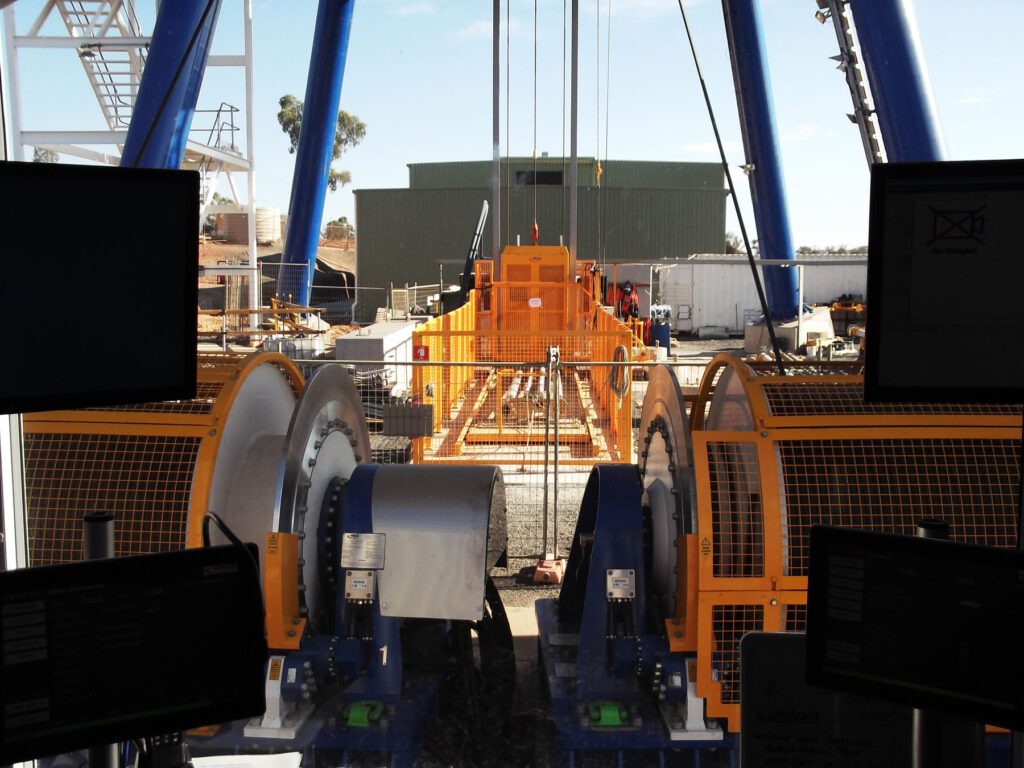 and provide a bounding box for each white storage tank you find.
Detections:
[223,206,282,244]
